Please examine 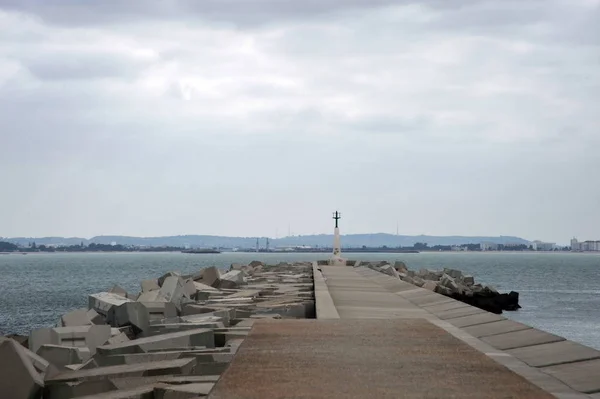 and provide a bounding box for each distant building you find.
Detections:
[578,240,600,252]
[480,242,498,251]
[571,238,580,251]
[532,240,556,251]
[504,242,525,249]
